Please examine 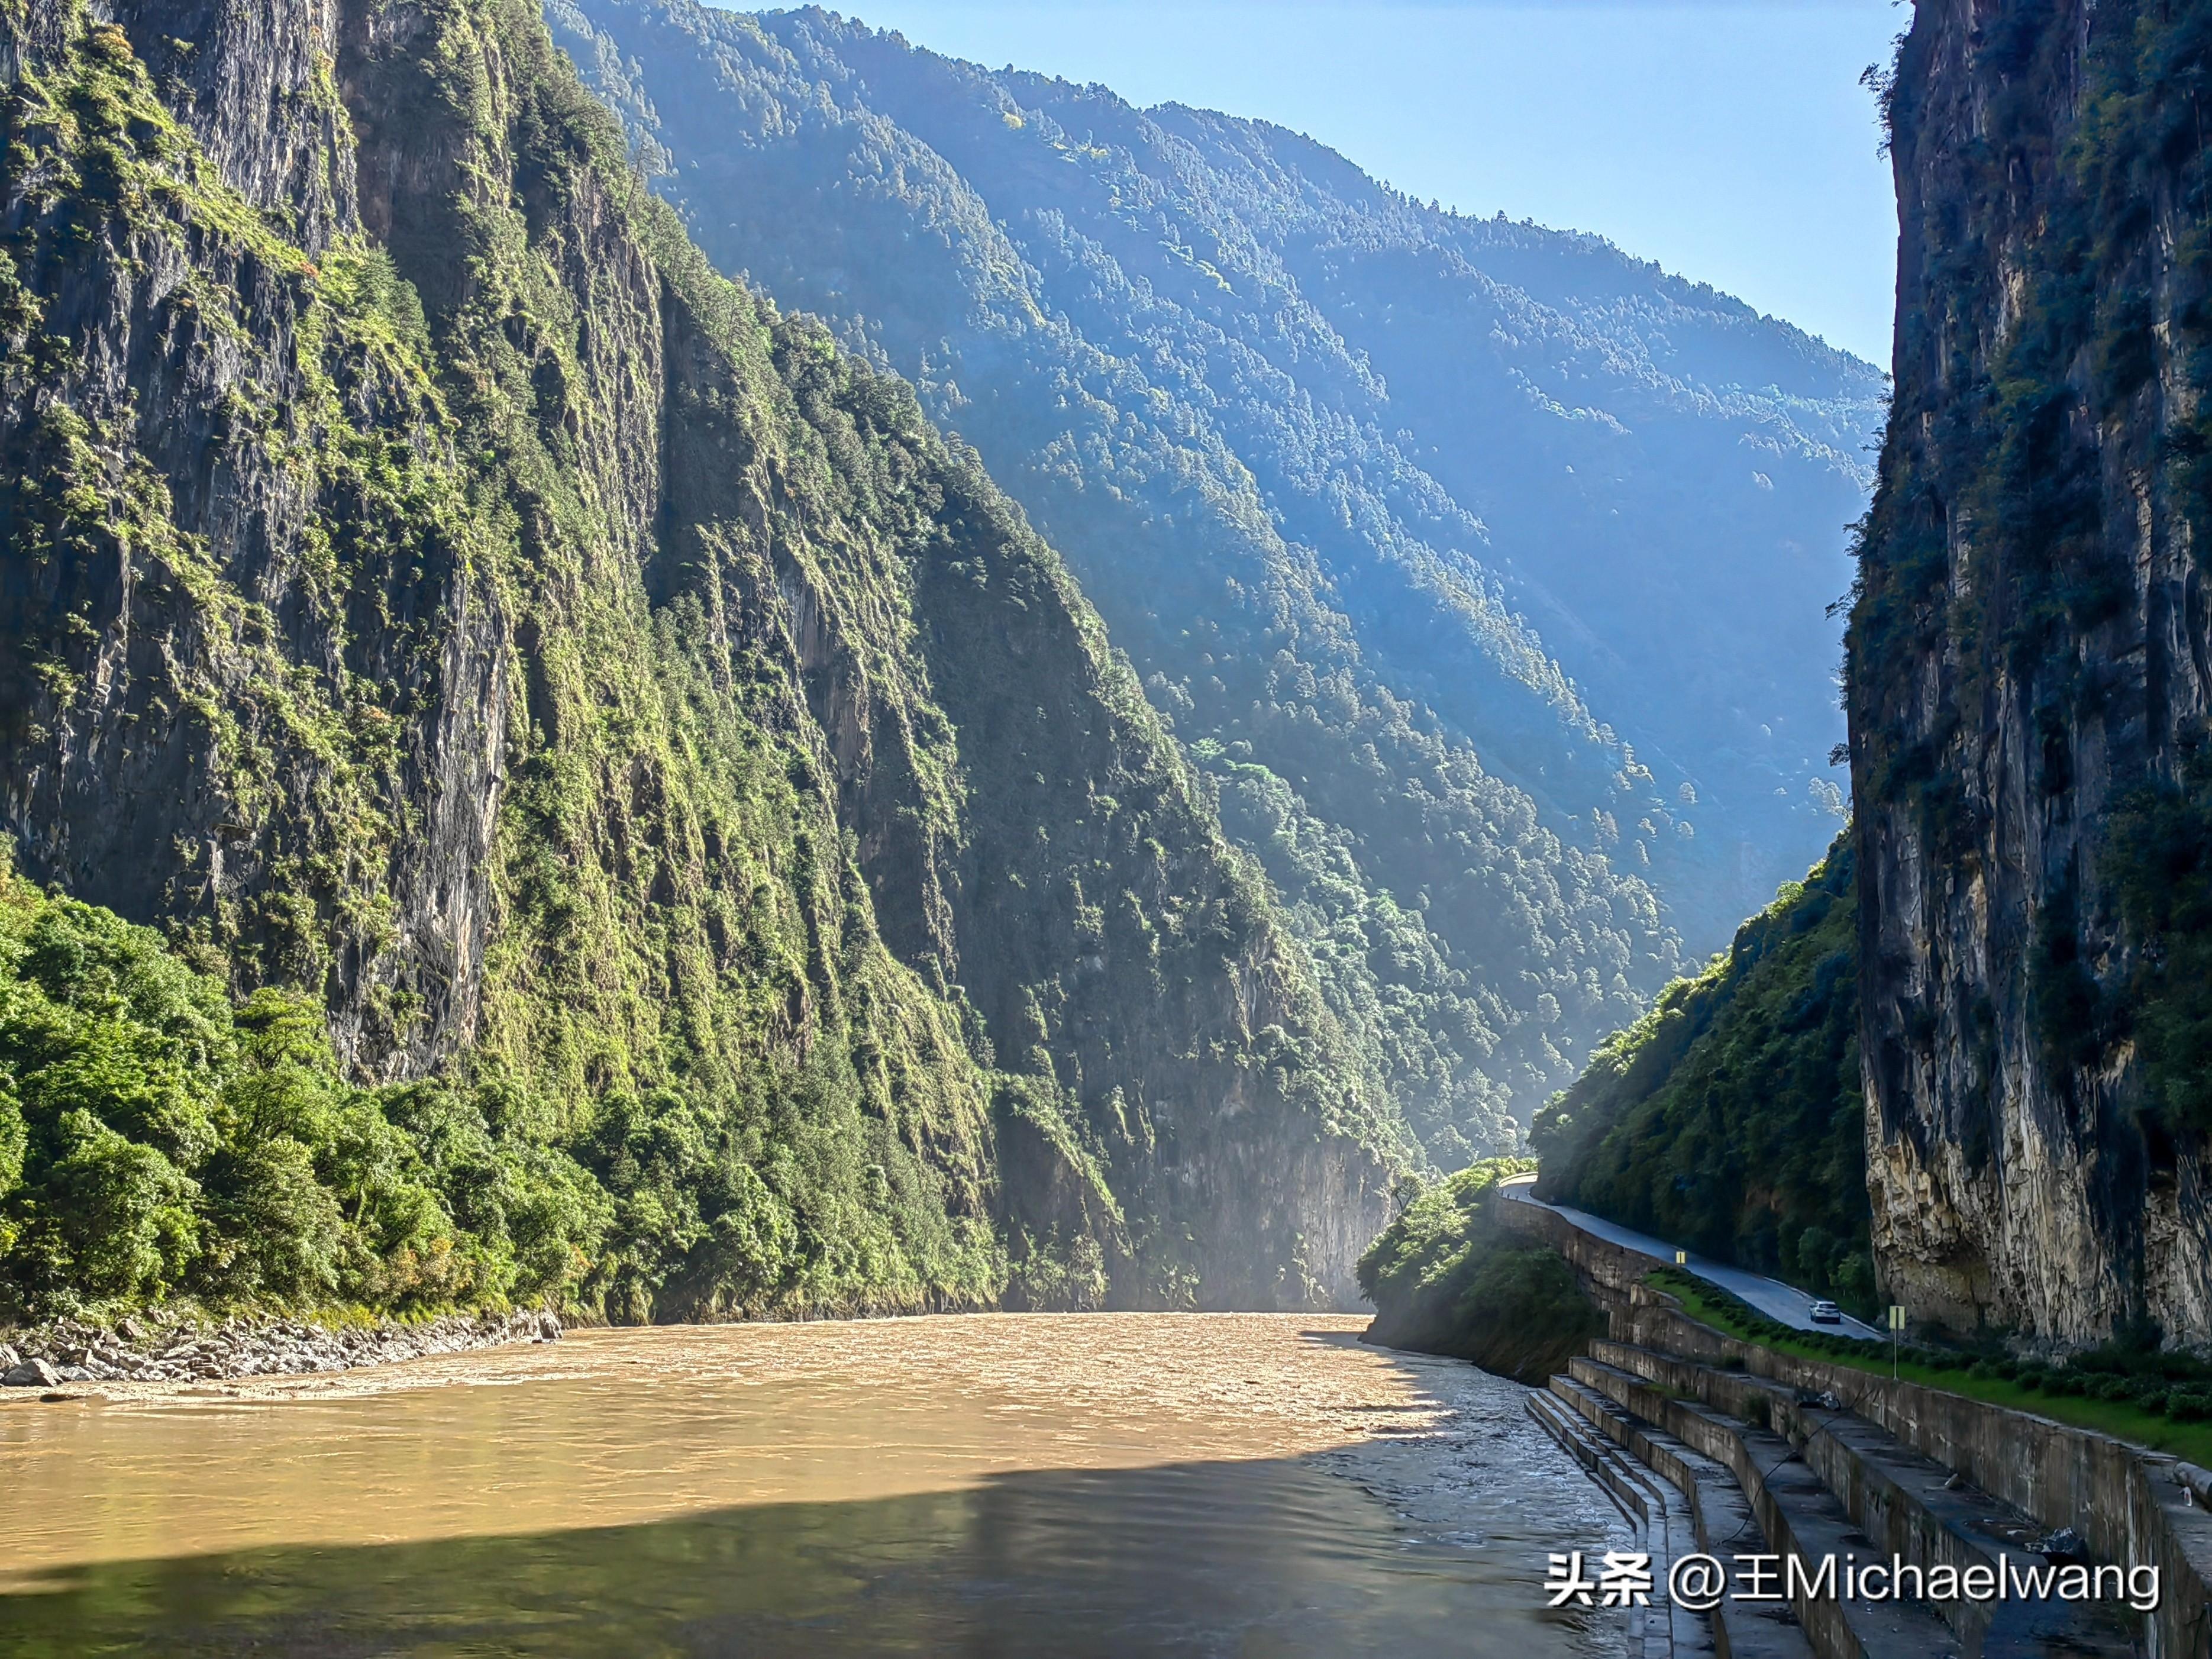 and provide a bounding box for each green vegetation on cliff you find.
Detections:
[1530,837,1873,1315]
[0,0,1398,1319]
[0,856,609,1317]
[548,0,1886,1164]
[1355,1158,1599,1382]
[2109,749,2212,1133]
[1851,0,2212,971]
